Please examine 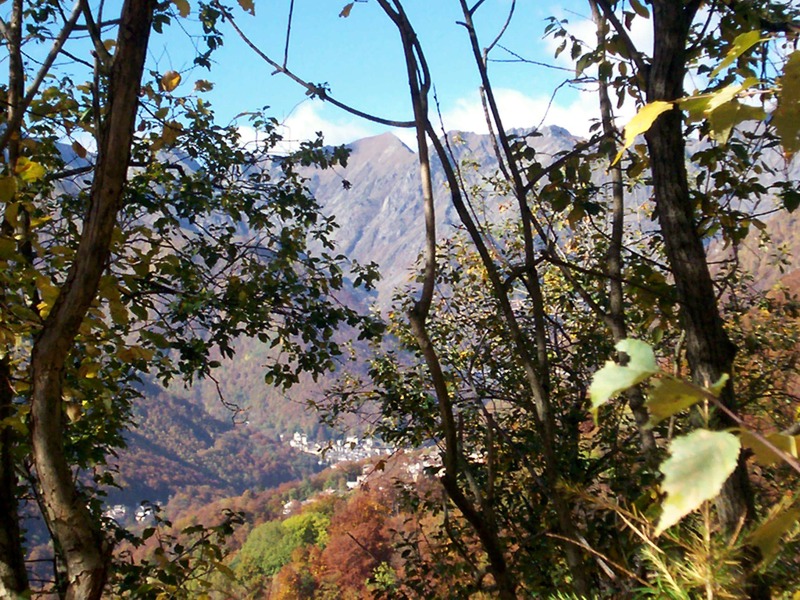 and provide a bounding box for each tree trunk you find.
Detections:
[645,2,765,598]
[589,0,658,462]
[0,361,28,598]
[645,0,754,533]
[28,2,155,599]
